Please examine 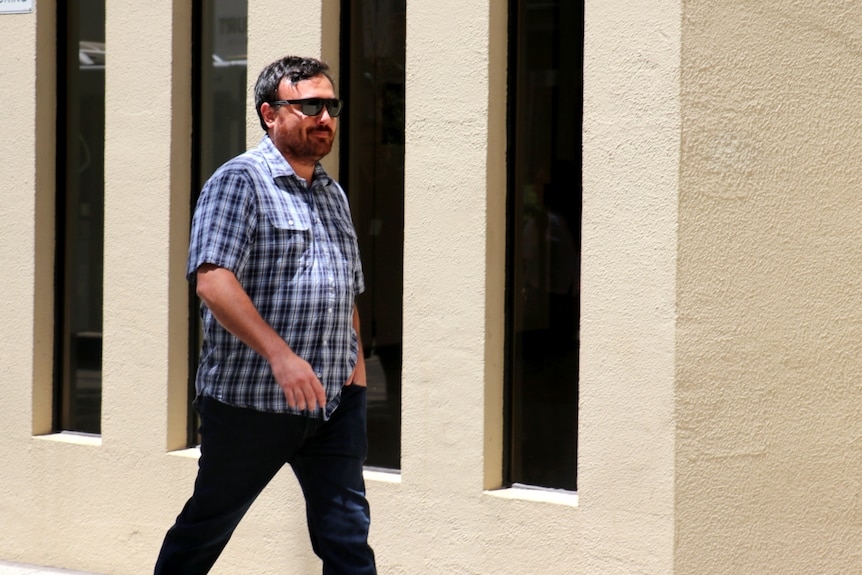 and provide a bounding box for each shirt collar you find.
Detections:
[258,135,334,185]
